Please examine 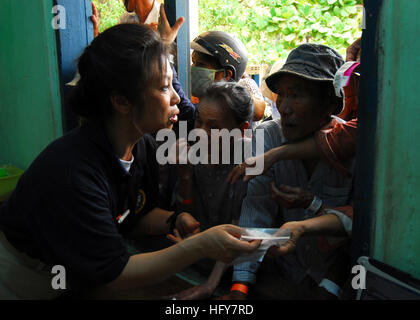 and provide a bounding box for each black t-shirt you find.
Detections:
[0,122,159,290]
